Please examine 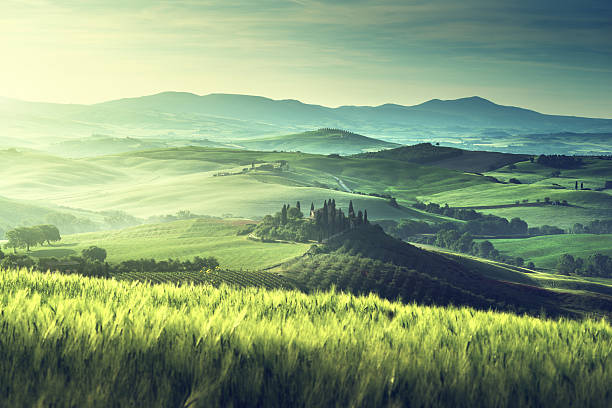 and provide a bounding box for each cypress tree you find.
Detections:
[310,202,315,212]
[357,210,363,225]
[364,209,368,224]
[281,204,288,225]
[348,200,354,217]
[296,201,301,211]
